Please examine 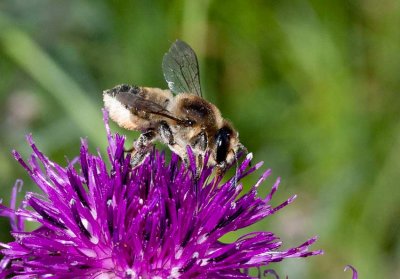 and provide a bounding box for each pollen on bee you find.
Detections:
[103,94,138,131]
